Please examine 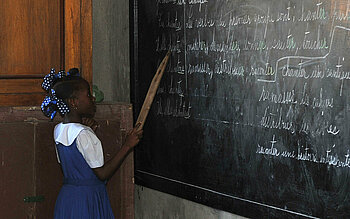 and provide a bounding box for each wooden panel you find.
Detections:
[65,0,92,84]
[0,106,61,122]
[0,0,93,106]
[0,94,45,106]
[0,123,35,218]
[0,0,63,76]
[96,121,123,218]
[0,79,43,94]
[0,104,134,218]
[35,122,63,219]
[65,0,81,71]
[0,0,64,106]
[95,104,134,219]
[95,118,134,218]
